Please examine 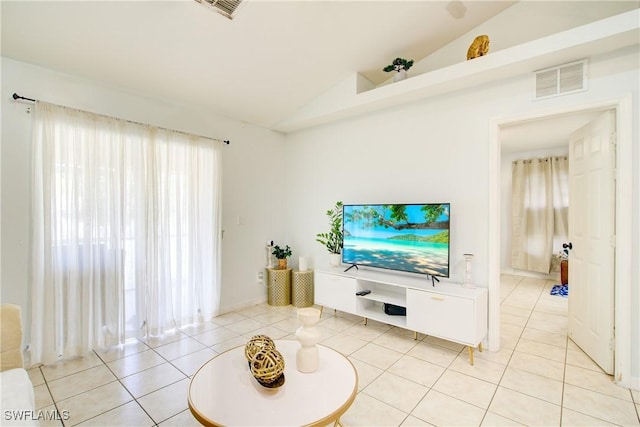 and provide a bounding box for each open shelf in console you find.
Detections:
[357,301,407,328]
[357,280,406,307]
[355,279,407,328]
[315,266,488,364]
